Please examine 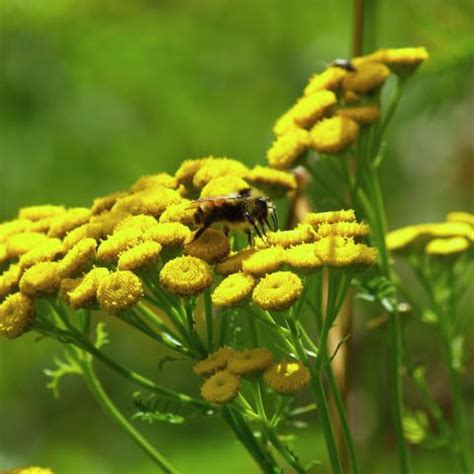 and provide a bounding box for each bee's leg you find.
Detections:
[223,226,230,238]
[245,229,254,247]
[263,217,274,233]
[193,221,211,241]
[245,213,264,241]
[258,218,267,236]
[271,210,279,231]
